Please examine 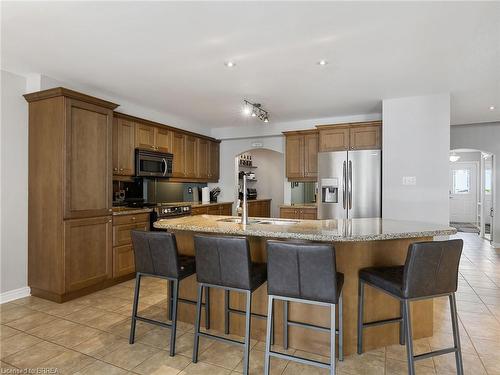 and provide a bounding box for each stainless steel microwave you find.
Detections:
[135,149,173,178]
